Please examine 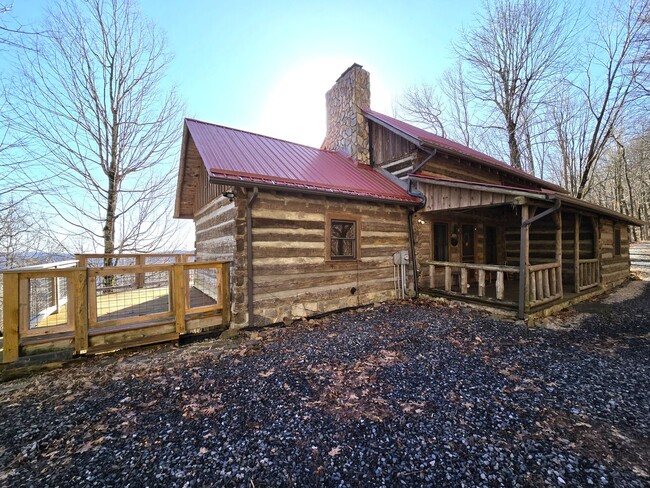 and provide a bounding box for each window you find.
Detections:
[433,223,448,261]
[329,219,358,260]
[614,227,621,256]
